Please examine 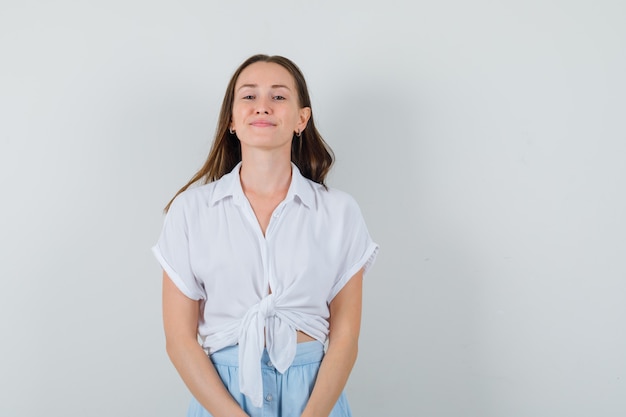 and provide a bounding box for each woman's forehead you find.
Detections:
[235,62,295,89]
